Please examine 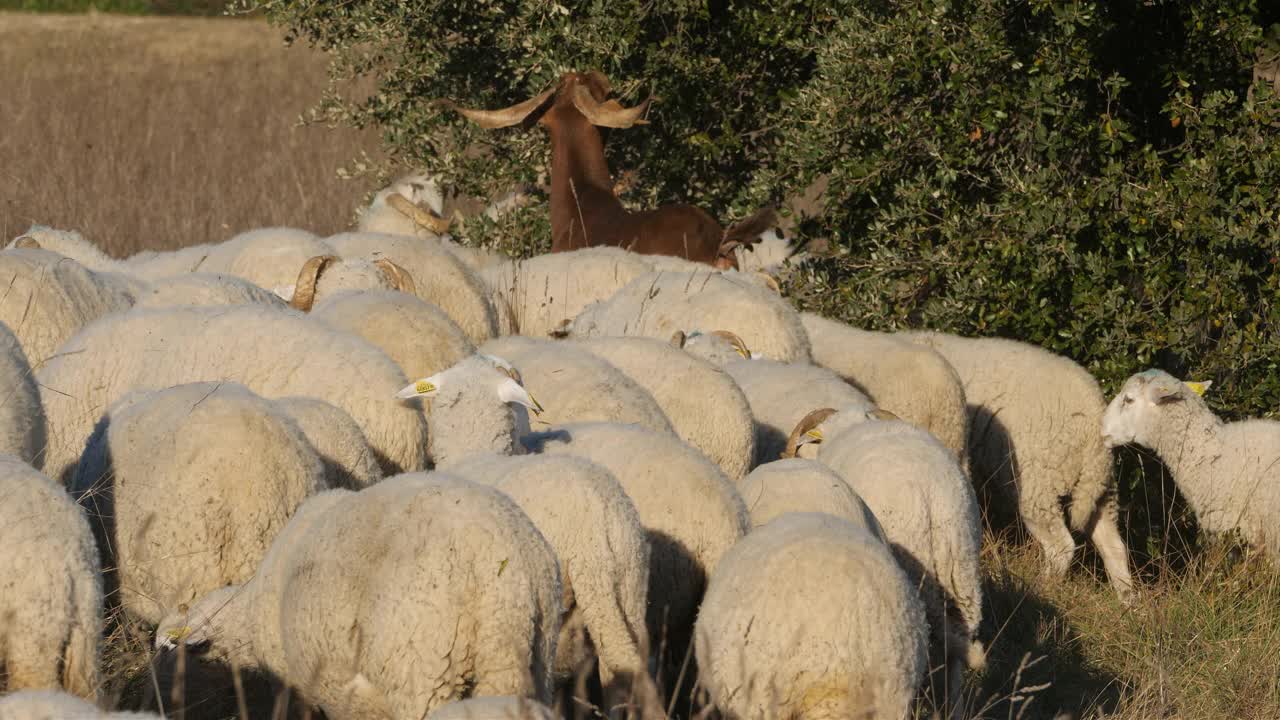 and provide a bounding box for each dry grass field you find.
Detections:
[3,11,1280,720]
[0,11,382,255]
